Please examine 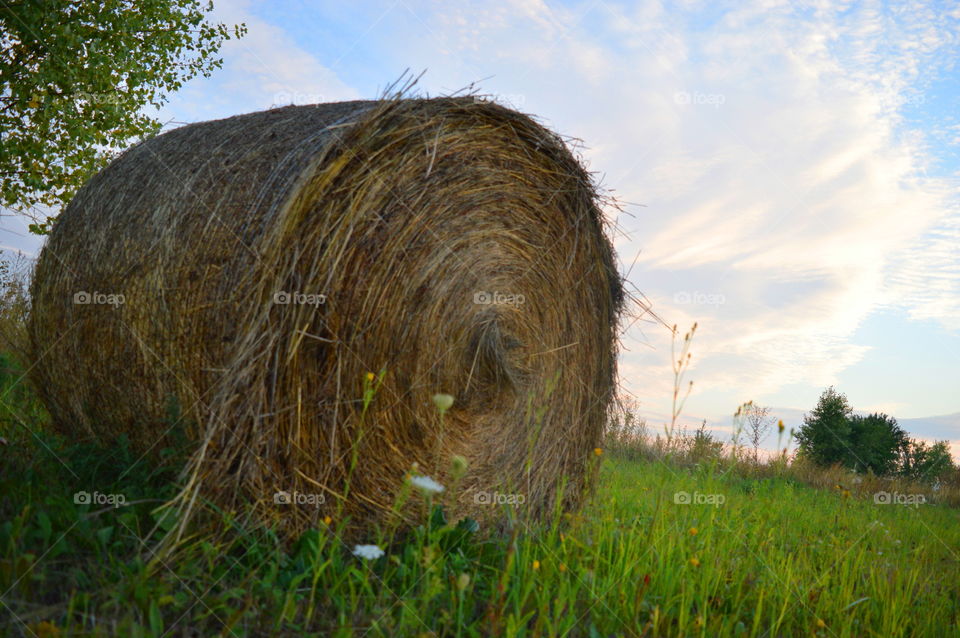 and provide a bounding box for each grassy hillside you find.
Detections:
[2,357,958,637]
